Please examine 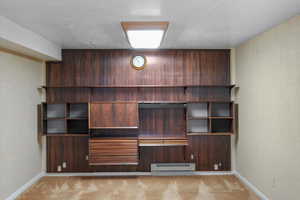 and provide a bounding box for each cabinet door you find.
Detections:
[62,137,90,172]
[47,136,64,172]
[187,136,231,171]
[89,102,139,129]
[47,136,89,172]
